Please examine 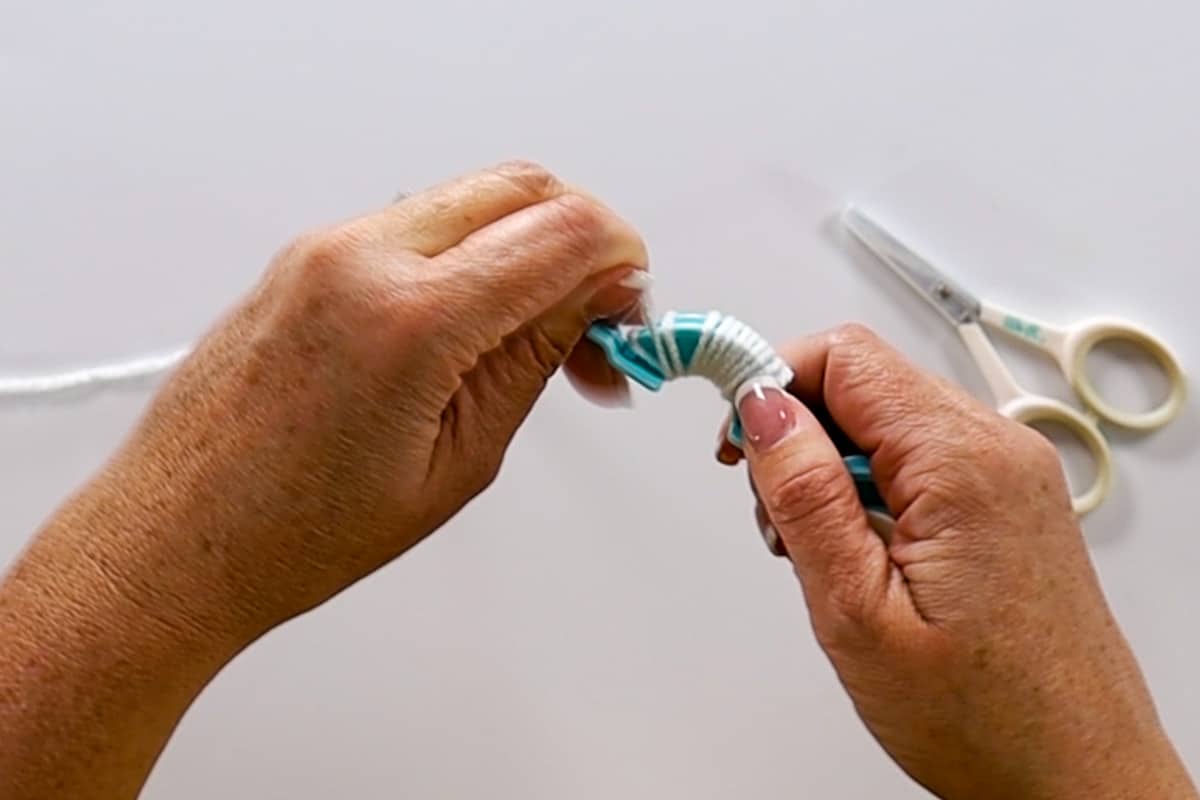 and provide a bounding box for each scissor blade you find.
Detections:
[842,205,981,326]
